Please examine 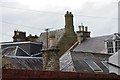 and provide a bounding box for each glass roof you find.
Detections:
[2,46,30,57]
